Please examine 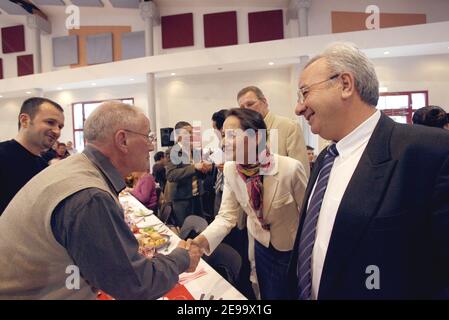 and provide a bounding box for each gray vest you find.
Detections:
[0,153,119,299]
